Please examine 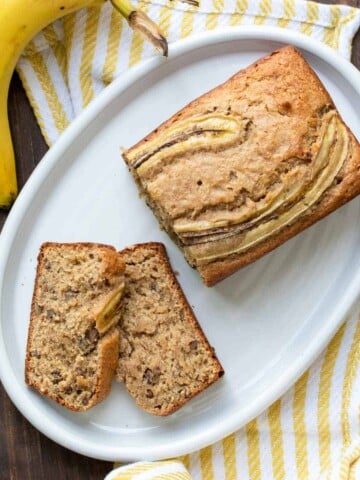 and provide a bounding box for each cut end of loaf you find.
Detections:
[25,242,125,411]
[117,242,224,416]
